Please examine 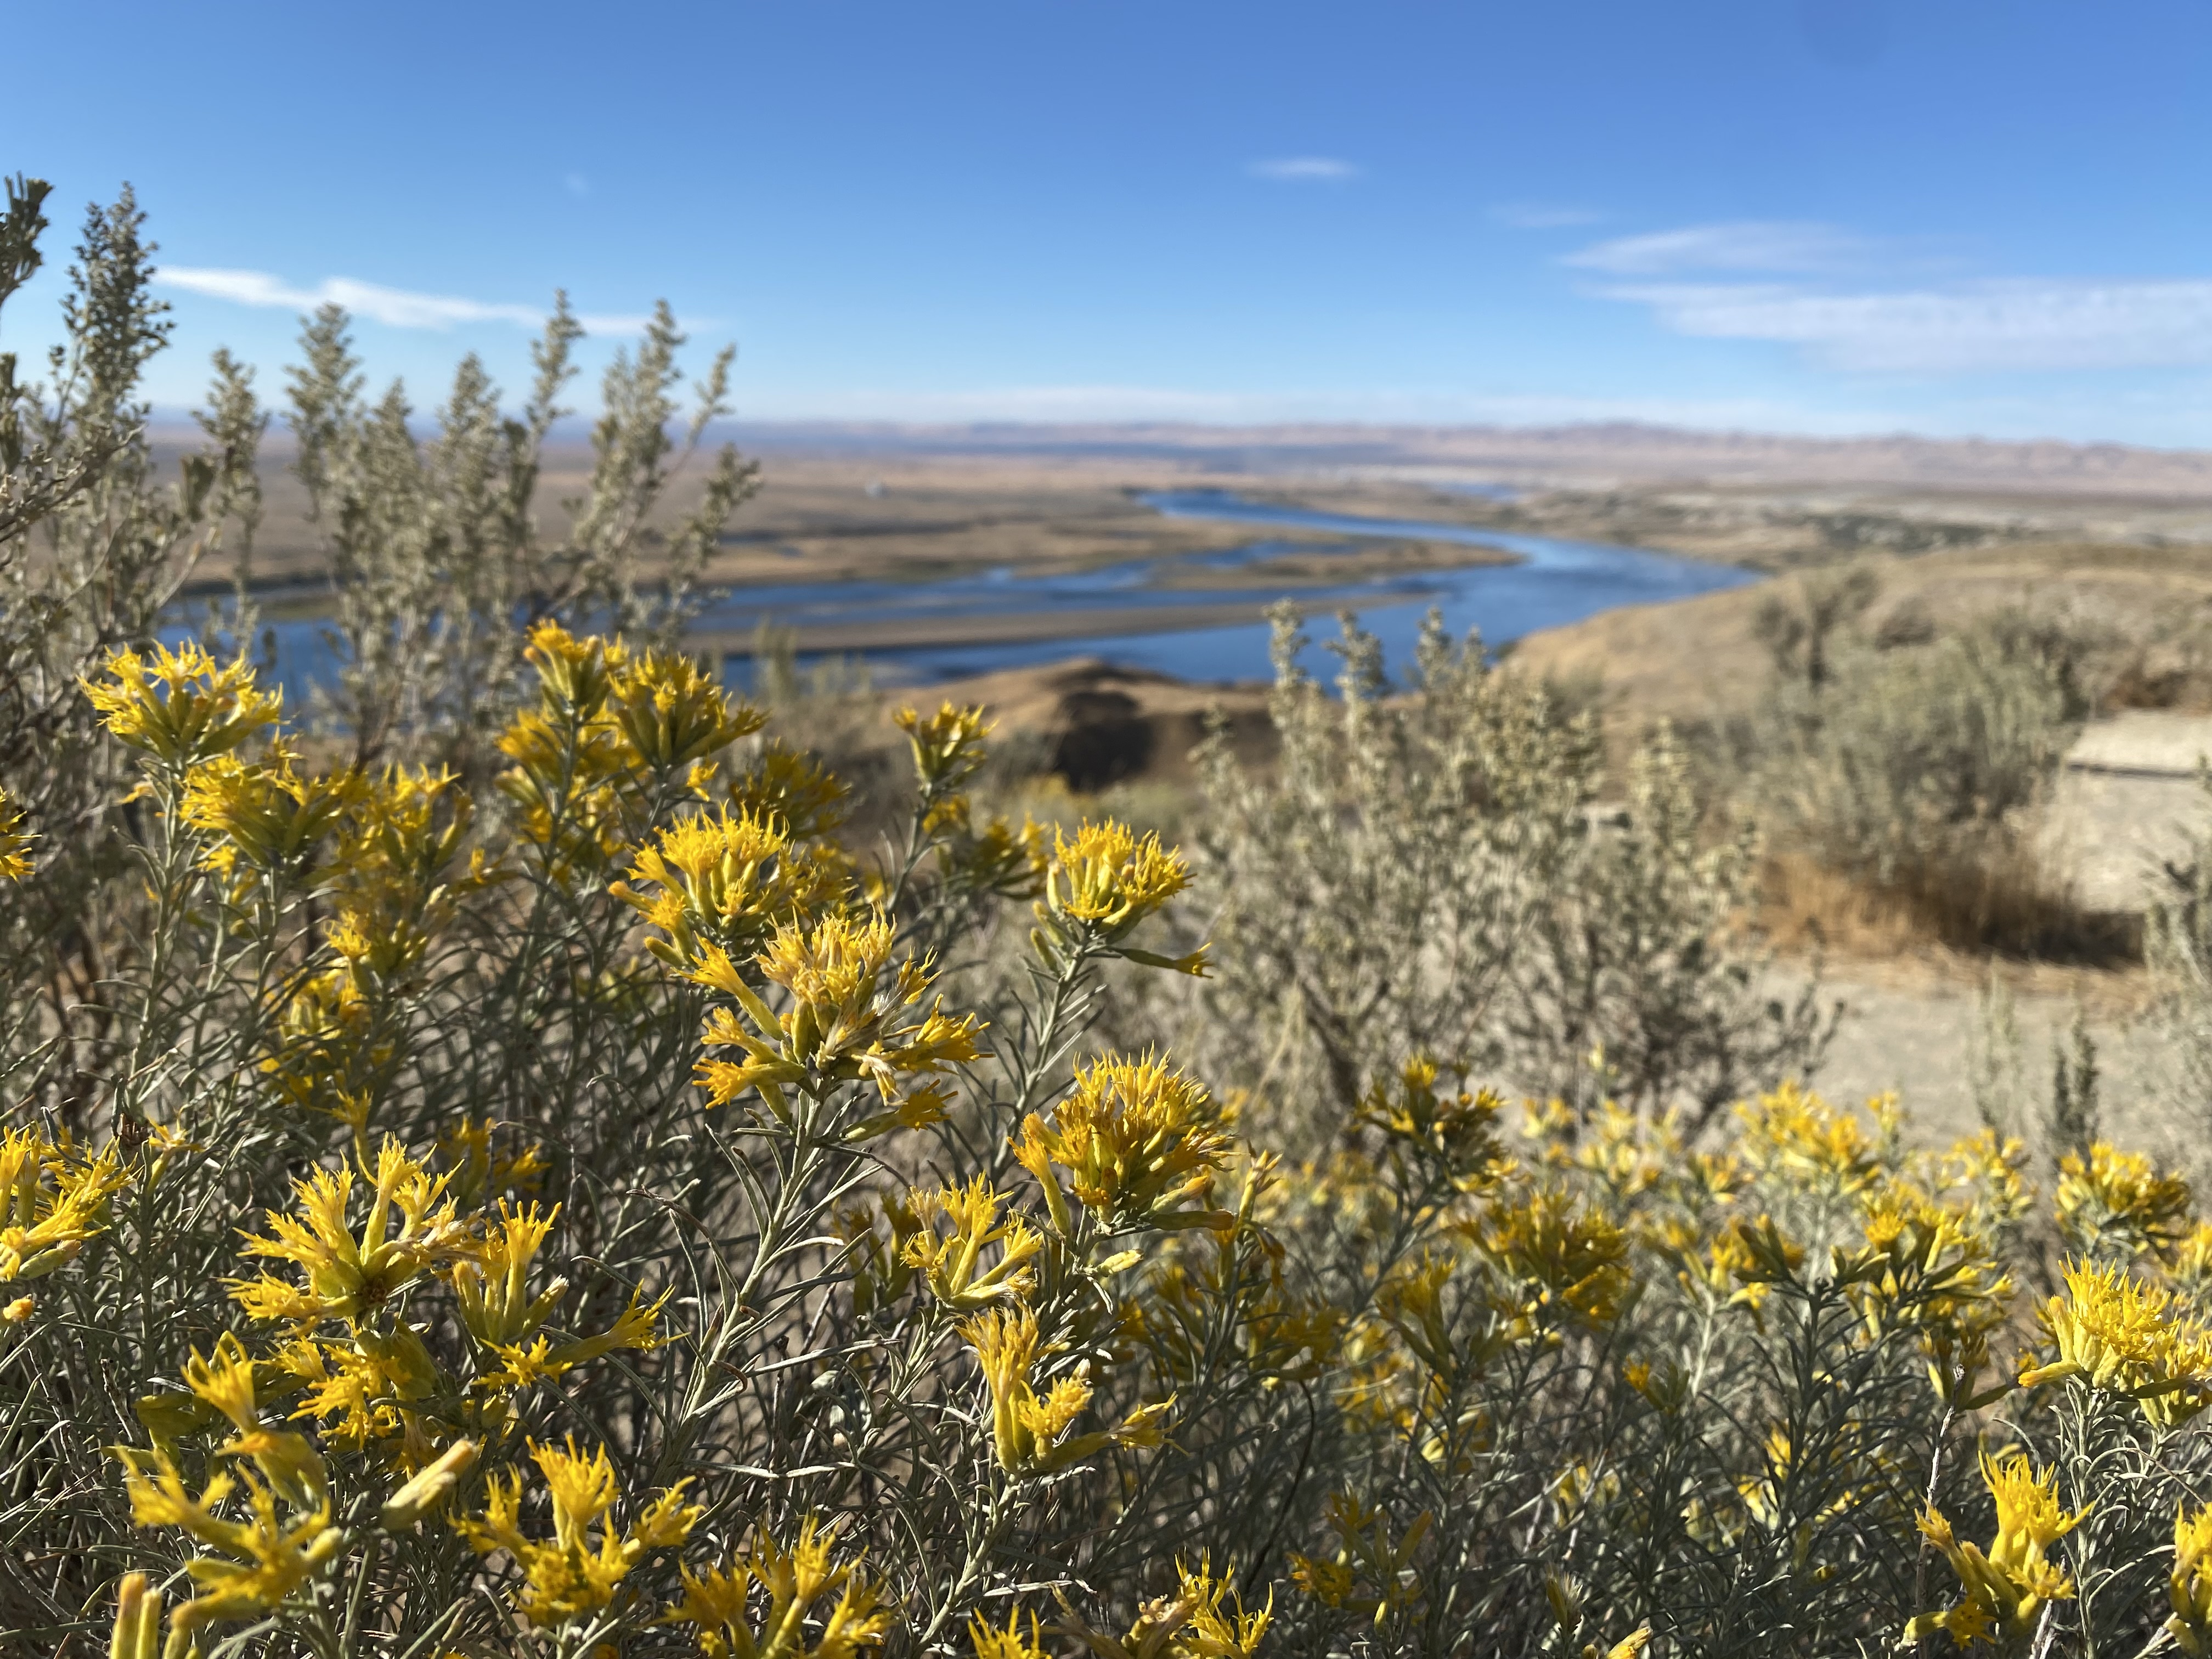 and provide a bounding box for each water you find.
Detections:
[755,488,1758,685]
[173,488,1758,700]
